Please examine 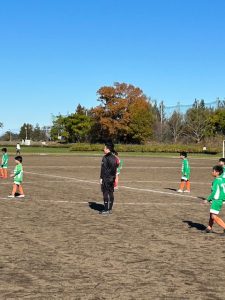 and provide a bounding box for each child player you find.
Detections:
[8,156,25,198]
[218,158,225,178]
[114,151,123,189]
[177,151,191,193]
[0,148,9,179]
[203,165,225,234]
